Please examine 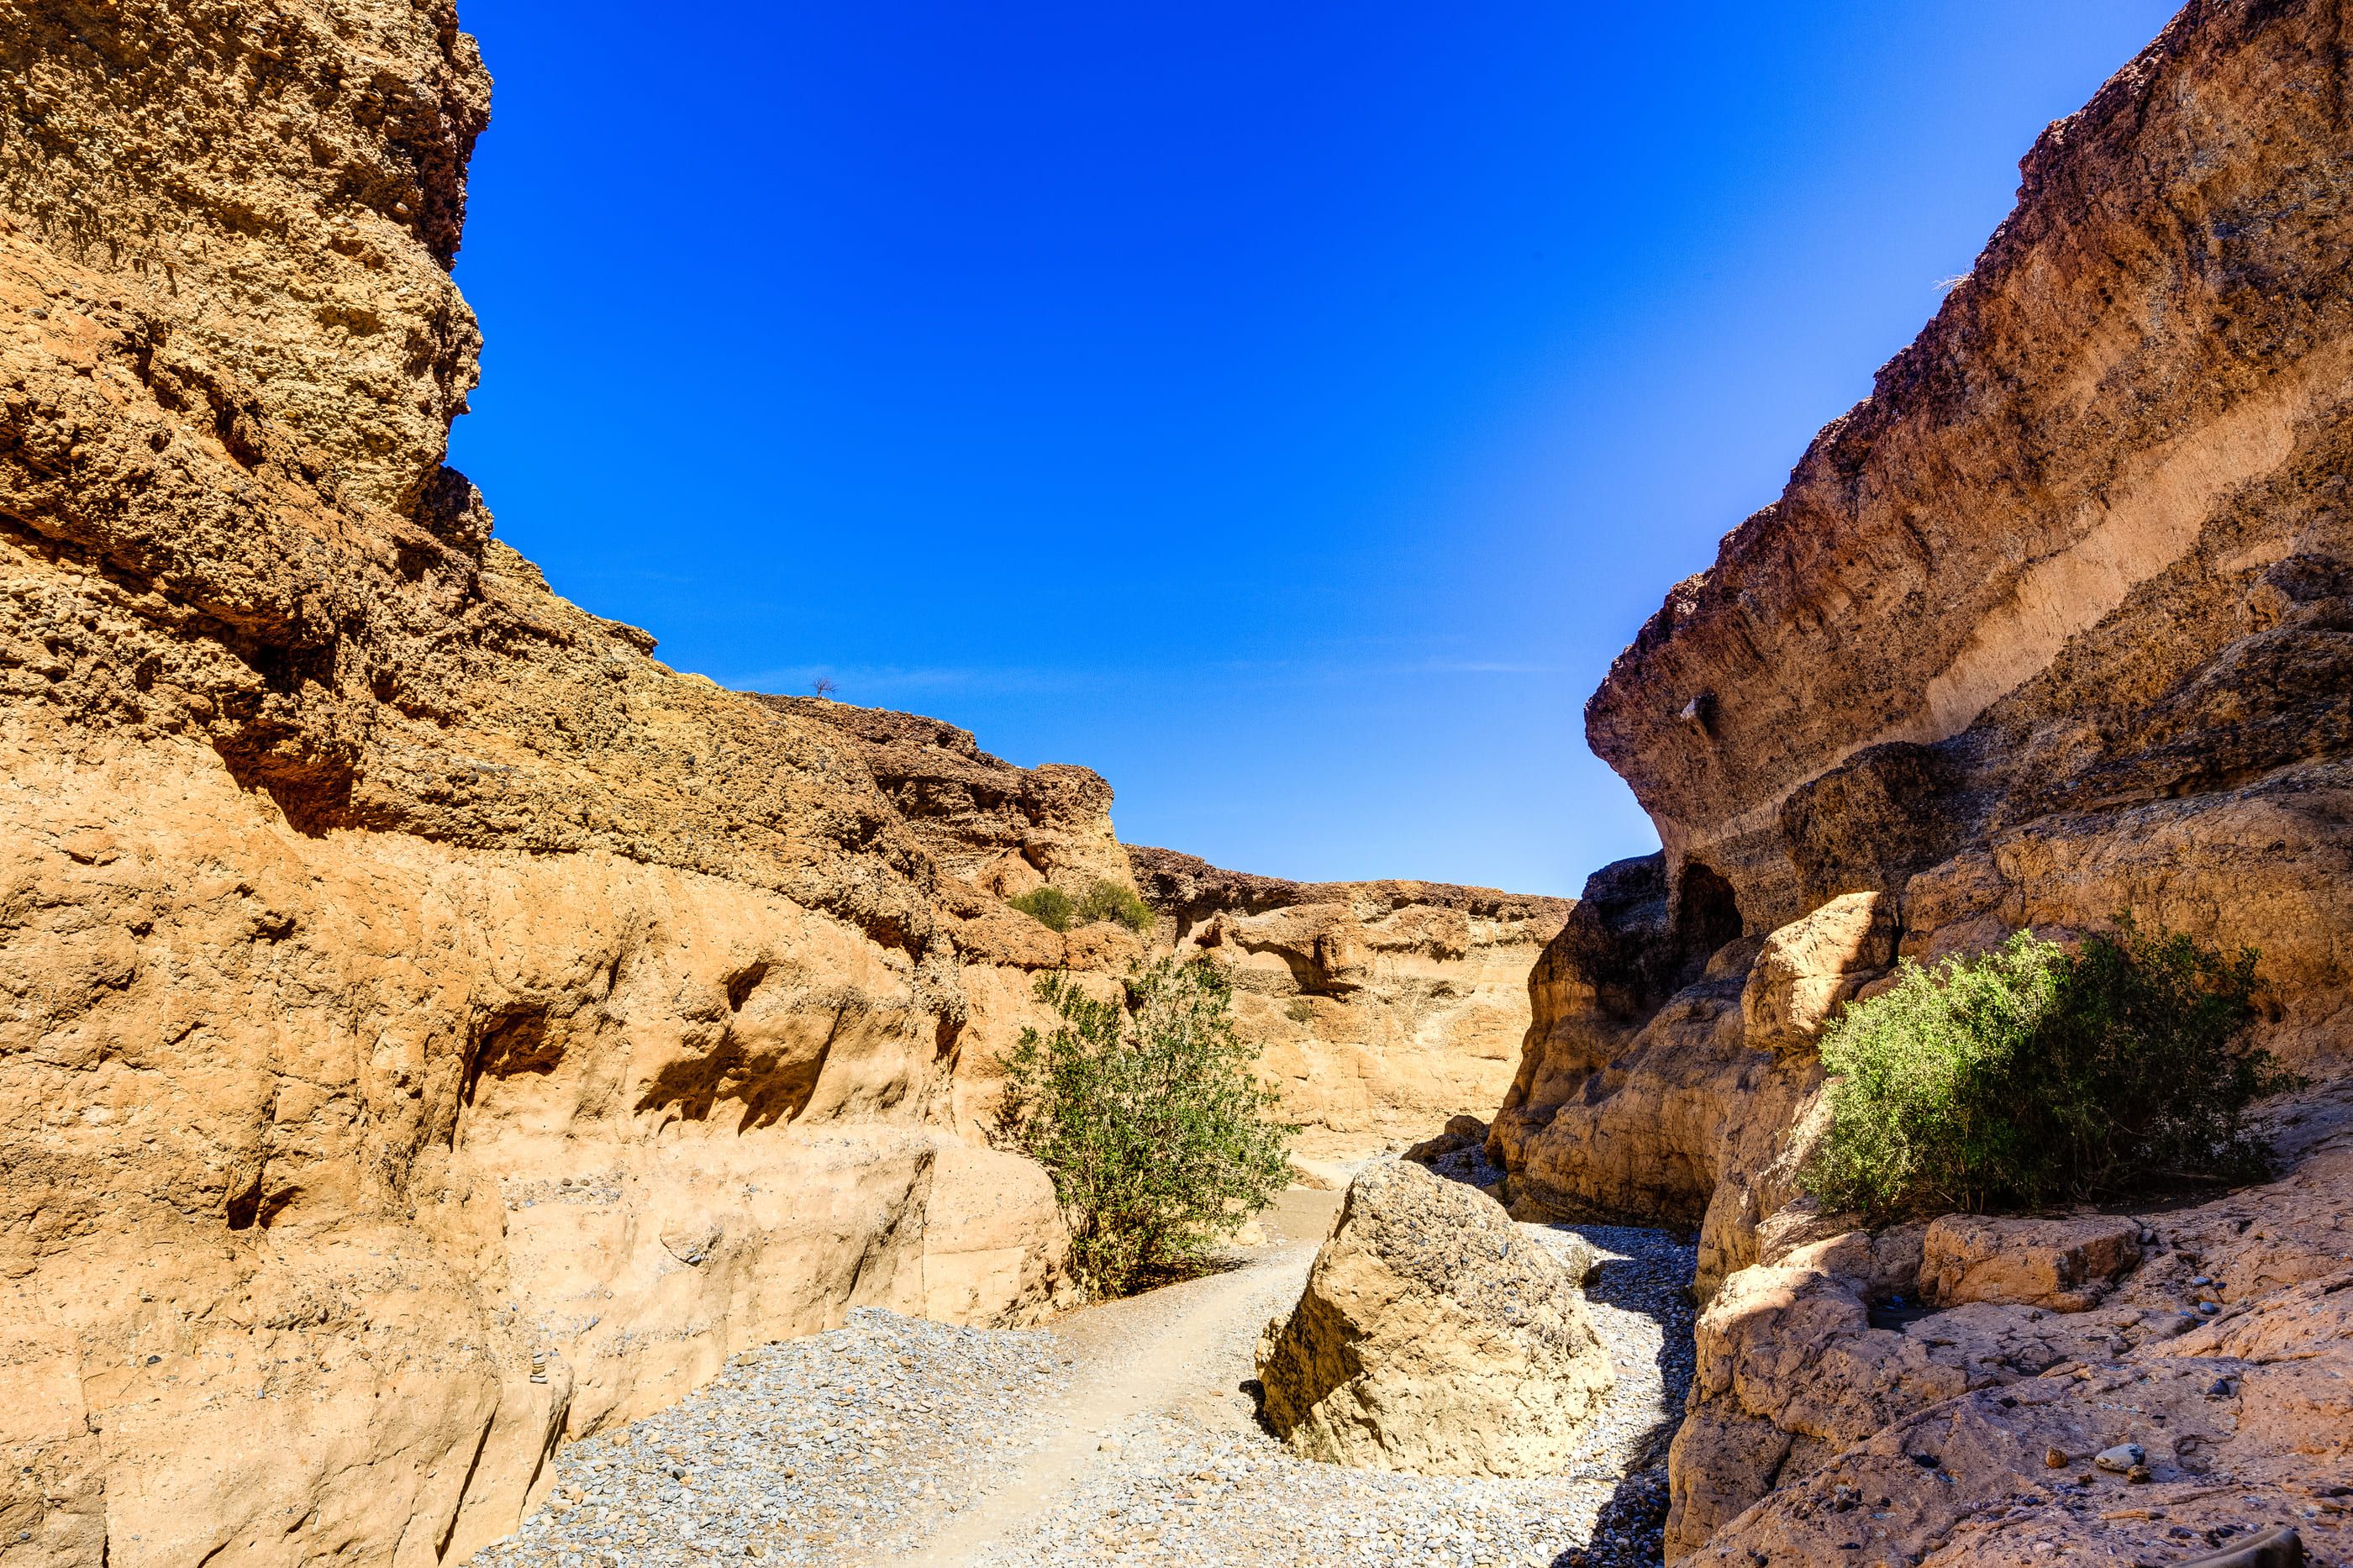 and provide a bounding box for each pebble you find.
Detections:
[474,1222,1698,1568]
[473,1309,1072,1568]
[2094,1444,2145,1474]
